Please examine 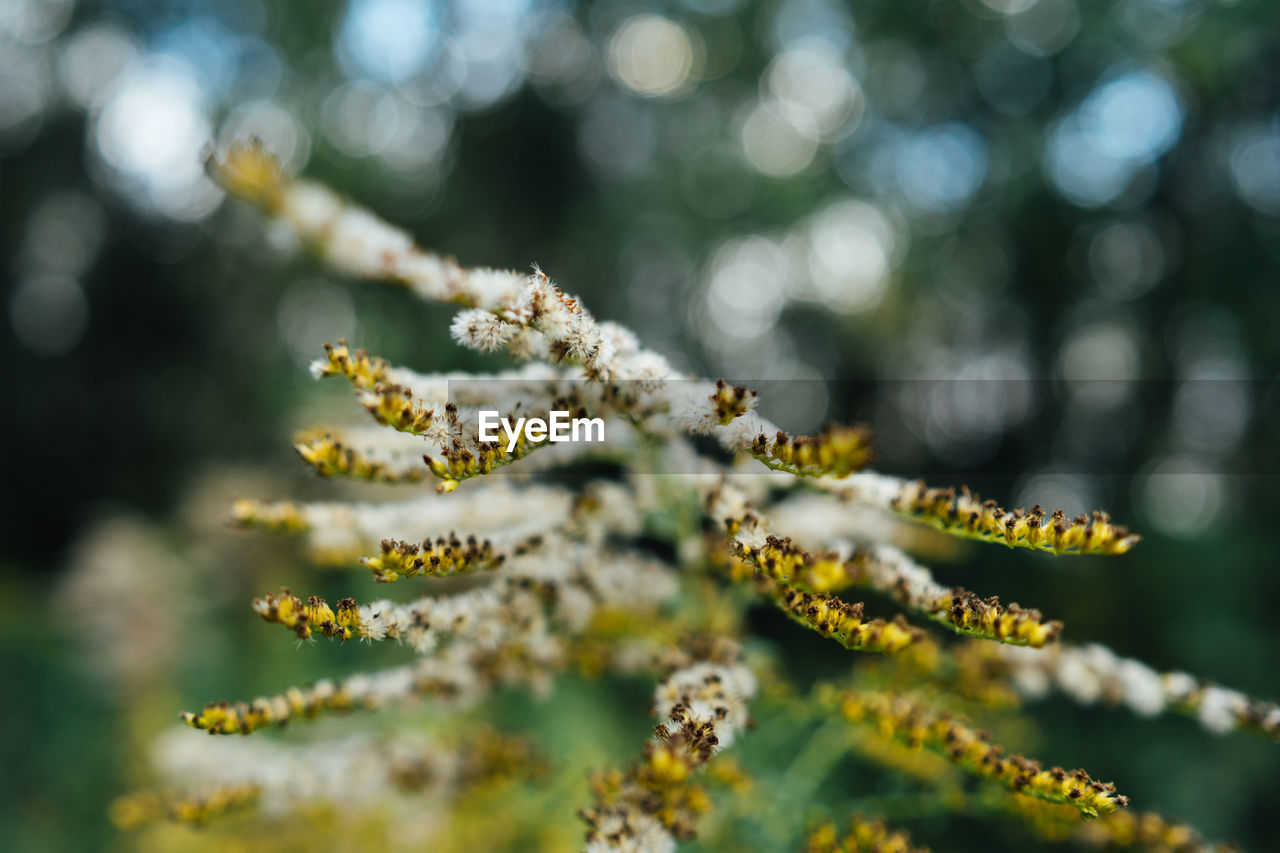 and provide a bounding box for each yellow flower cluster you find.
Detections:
[421,398,592,492]
[359,534,517,583]
[1078,809,1235,851]
[711,488,919,656]
[294,431,427,484]
[931,588,1062,648]
[763,575,922,655]
[422,439,533,493]
[209,139,284,209]
[735,535,863,594]
[110,784,261,829]
[710,379,757,425]
[829,688,1129,819]
[585,742,717,843]
[314,342,447,436]
[1003,792,1233,852]
[890,482,1140,555]
[363,383,442,435]
[181,681,354,734]
[583,649,754,848]
[805,814,929,853]
[231,498,308,534]
[845,723,961,784]
[736,536,1061,648]
[311,340,389,389]
[749,424,874,478]
[252,589,364,640]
